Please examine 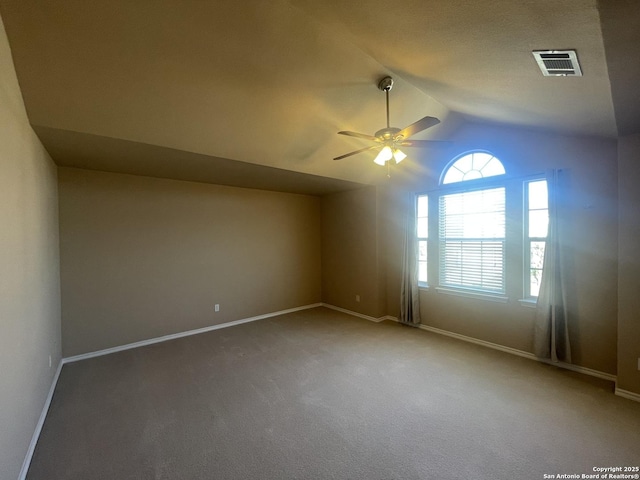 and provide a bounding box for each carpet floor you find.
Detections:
[27,307,640,479]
